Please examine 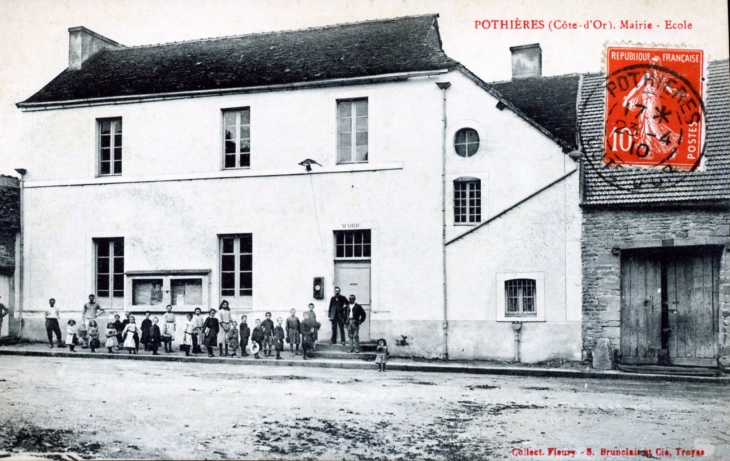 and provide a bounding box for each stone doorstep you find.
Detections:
[1,345,729,384]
